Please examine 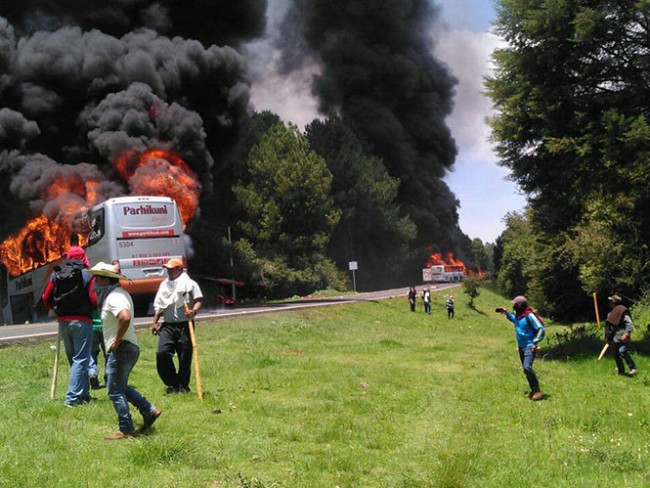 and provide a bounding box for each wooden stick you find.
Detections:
[50,329,61,400]
[597,342,609,361]
[184,301,203,400]
[593,292,601,328]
